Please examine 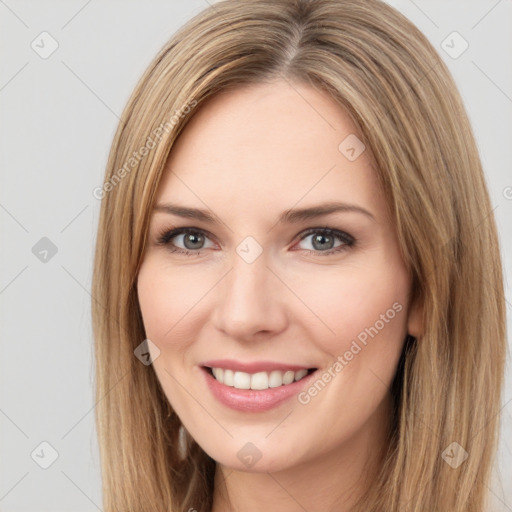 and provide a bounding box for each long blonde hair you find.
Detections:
[91,1,506,510]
